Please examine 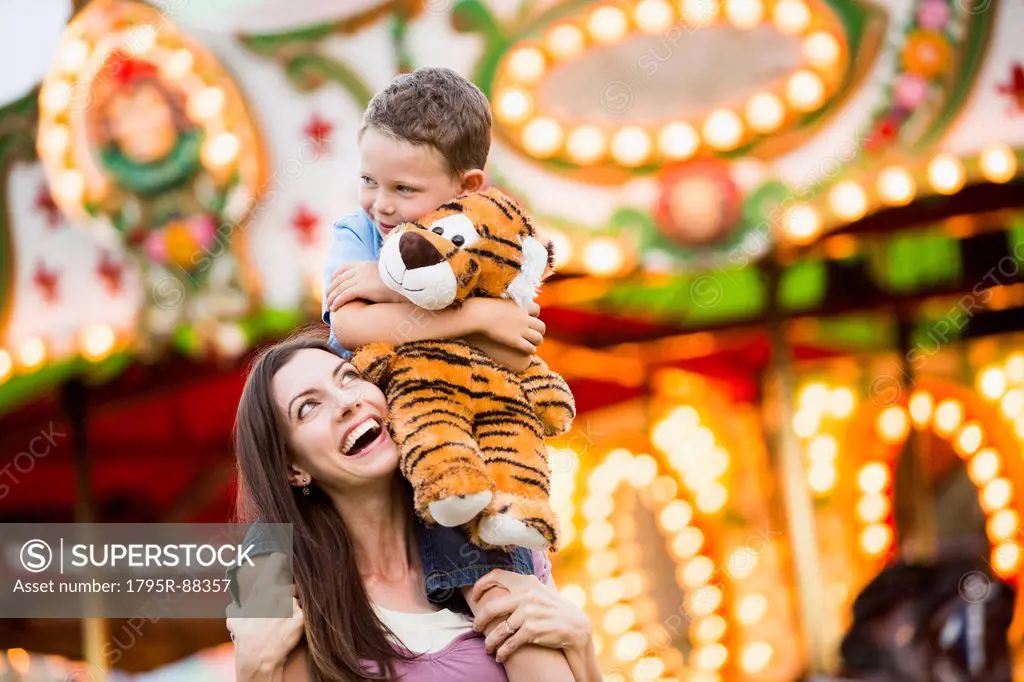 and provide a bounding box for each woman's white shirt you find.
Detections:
[373,604,475,654]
